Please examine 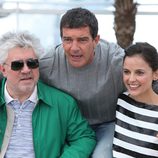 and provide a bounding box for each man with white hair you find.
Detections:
[0,31,96,158]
